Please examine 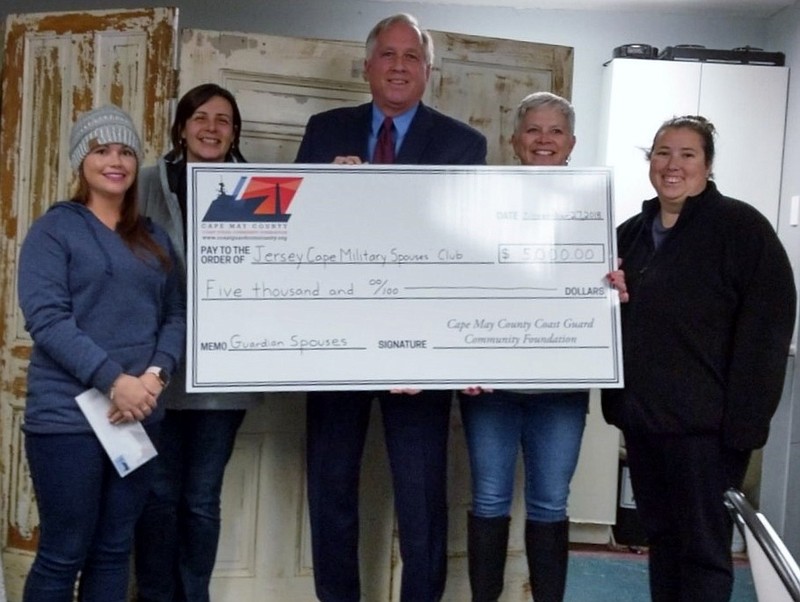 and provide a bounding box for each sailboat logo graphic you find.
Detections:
[202,176,302,222]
